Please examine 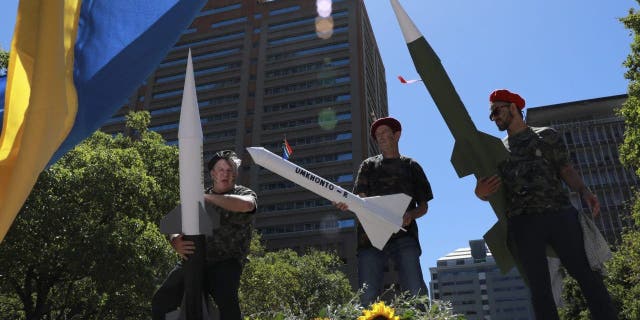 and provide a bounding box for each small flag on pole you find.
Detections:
[282,137,293,160]
[398,75,422,84]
